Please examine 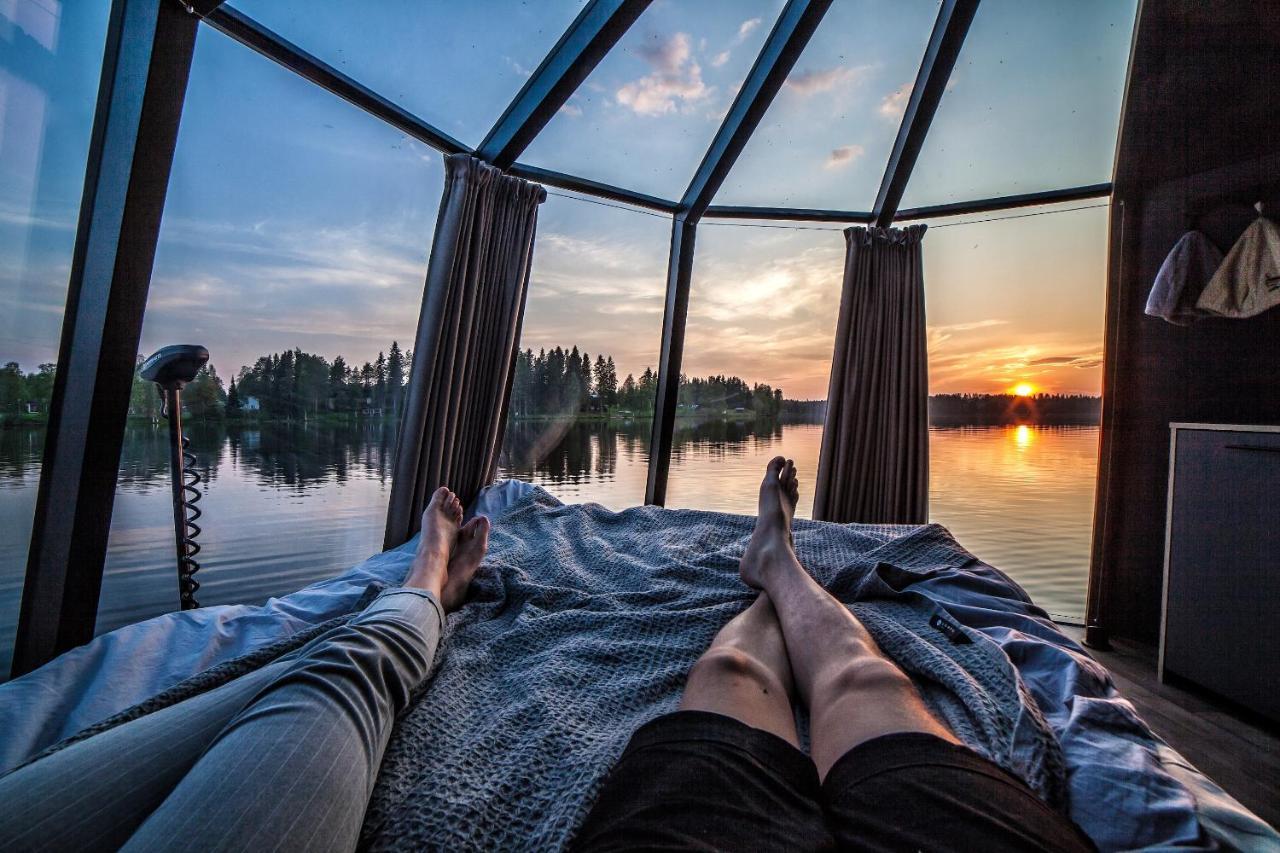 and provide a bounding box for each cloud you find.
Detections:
[505,57,533,79]
[784,64,875,98]
[824,144,865,169]
[616,32,712,116]
[1030,354,1104,368]
[558,103,583,117]
[736,18,762,41]
[138,216,434,377]
[933,319,1010,334]
[879,83,912,119]
[711,50,730,68]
